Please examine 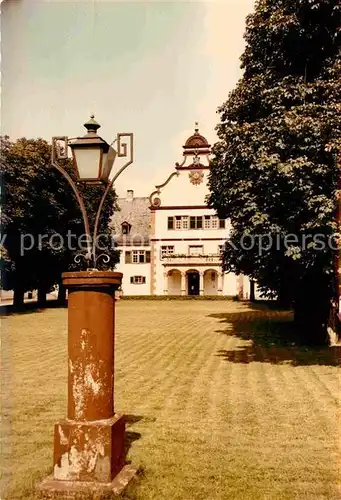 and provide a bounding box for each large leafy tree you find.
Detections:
[208,0,341,344]
[1,136,119,306]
